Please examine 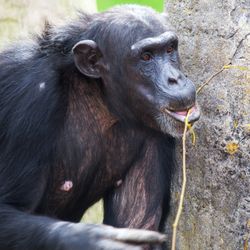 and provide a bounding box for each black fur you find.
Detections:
[0,5,198,250]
